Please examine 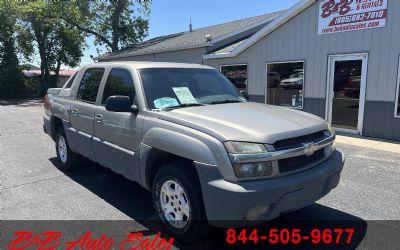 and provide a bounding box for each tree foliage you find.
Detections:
[60,0,151,52]
[0,0,151,98]
[17,1,86,91]
[0,1,25,98]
